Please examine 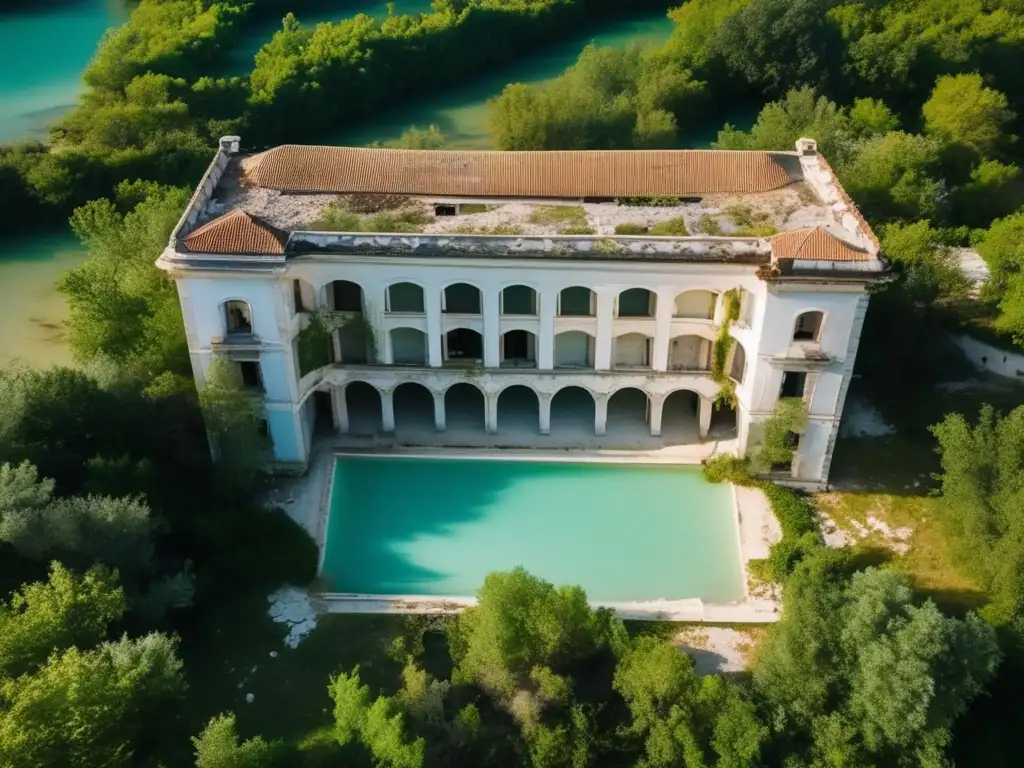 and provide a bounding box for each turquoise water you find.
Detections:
[323,456,745,602]
[0,1,128,142]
